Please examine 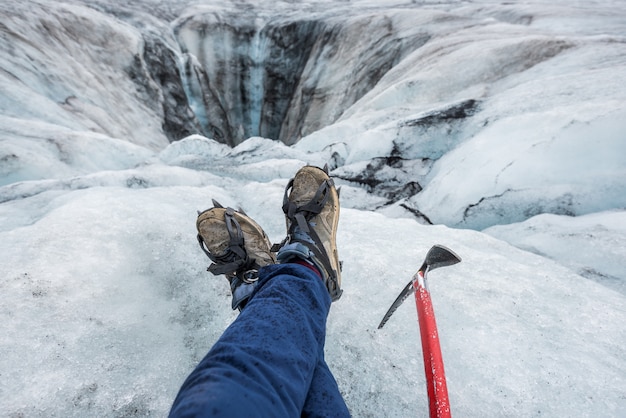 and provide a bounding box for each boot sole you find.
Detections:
[197,208,274,265]
[289,166,341,295]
